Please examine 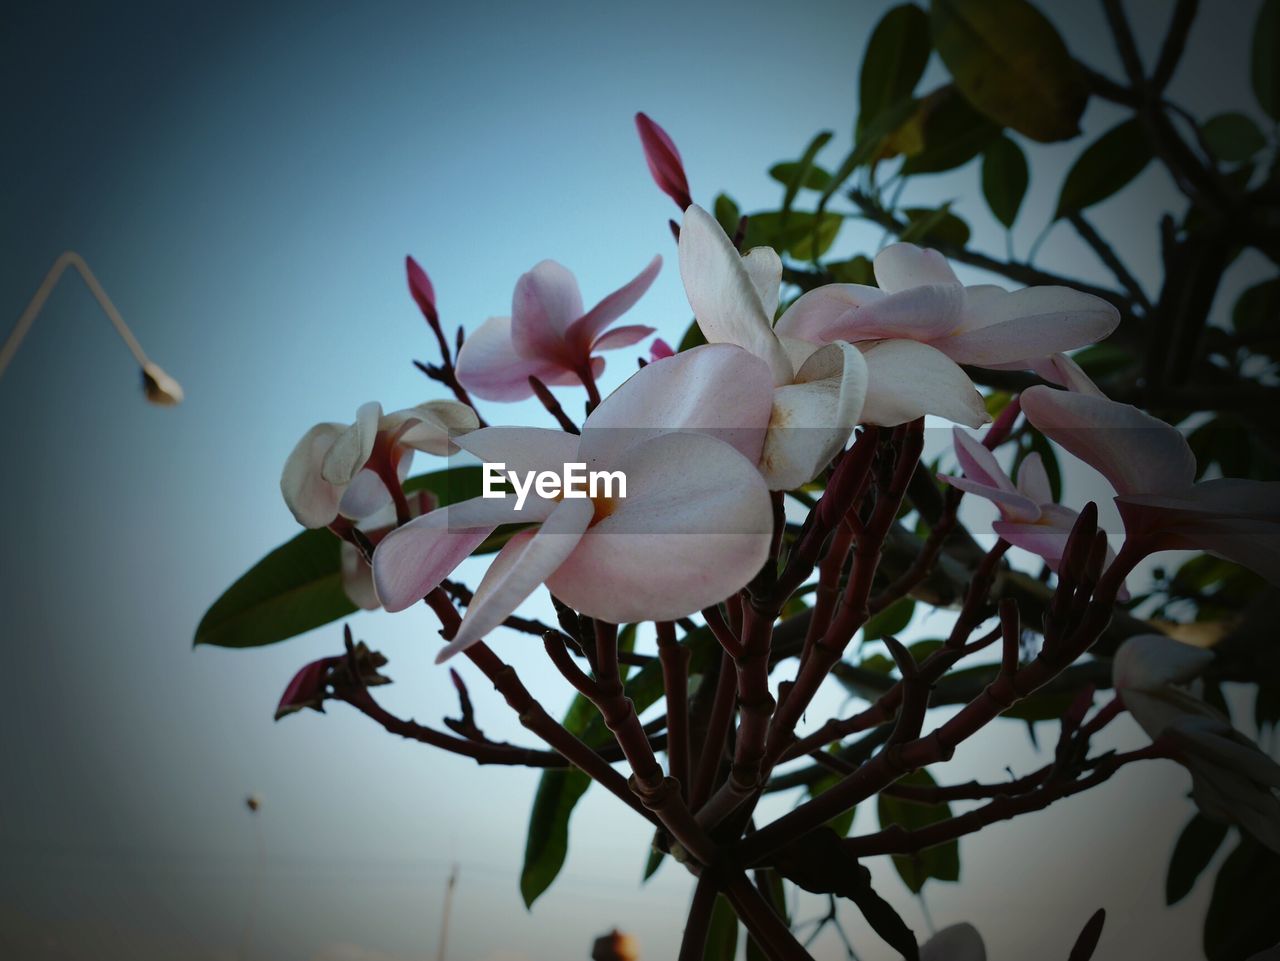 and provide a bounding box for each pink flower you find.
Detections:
[678,205,870,488]
[648,338,674,362]
[406,255,439,326]
[280,400,478,529]
[774,243,1118,421]
[635,112,692,211]
[455,257,662,402]
[373,345,776,660]
[1021,386,1280,583]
